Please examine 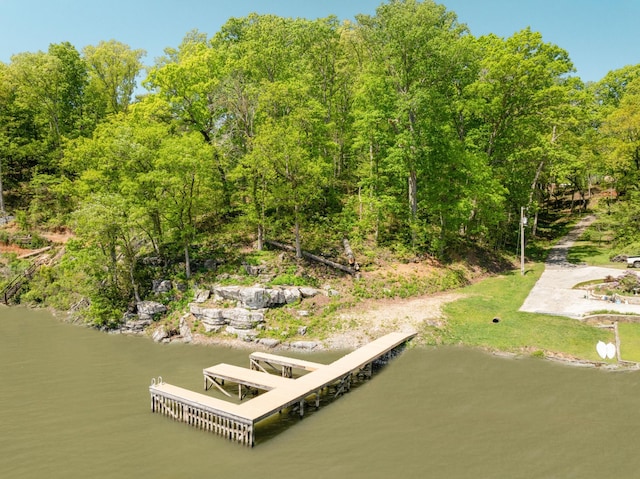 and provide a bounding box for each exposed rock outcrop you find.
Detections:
[152,280,173,293]
[136,301,167,320]
[211,285,319,309]
[179,315,193,343]
[190,304,265,334]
